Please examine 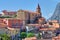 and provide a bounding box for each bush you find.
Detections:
[0,16,11,18]
[14,15,17,17]
[20,32,27,39]
[27,33,35,38]
[0,33,11,40]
